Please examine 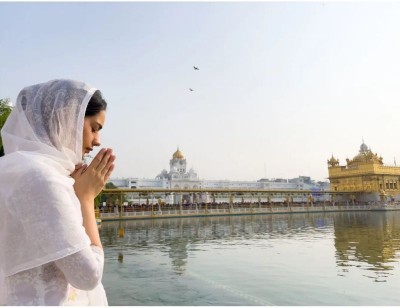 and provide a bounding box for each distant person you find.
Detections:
[0,79,116,305]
